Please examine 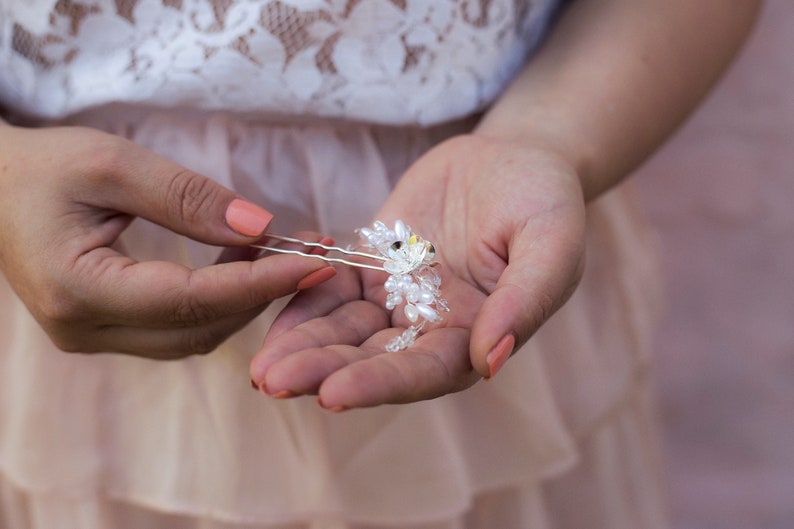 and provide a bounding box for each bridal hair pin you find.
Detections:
[251,220,449,352]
